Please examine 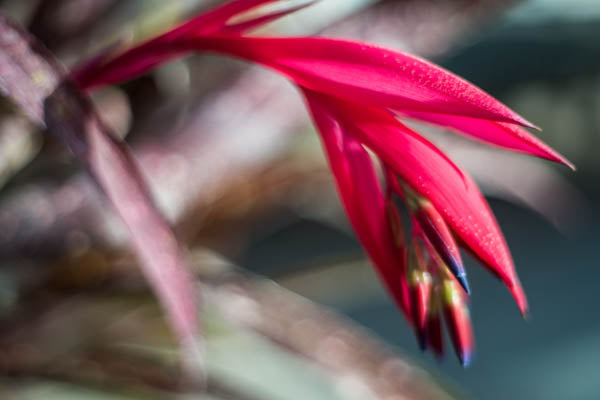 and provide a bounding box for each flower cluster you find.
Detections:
[72,0,572,365]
